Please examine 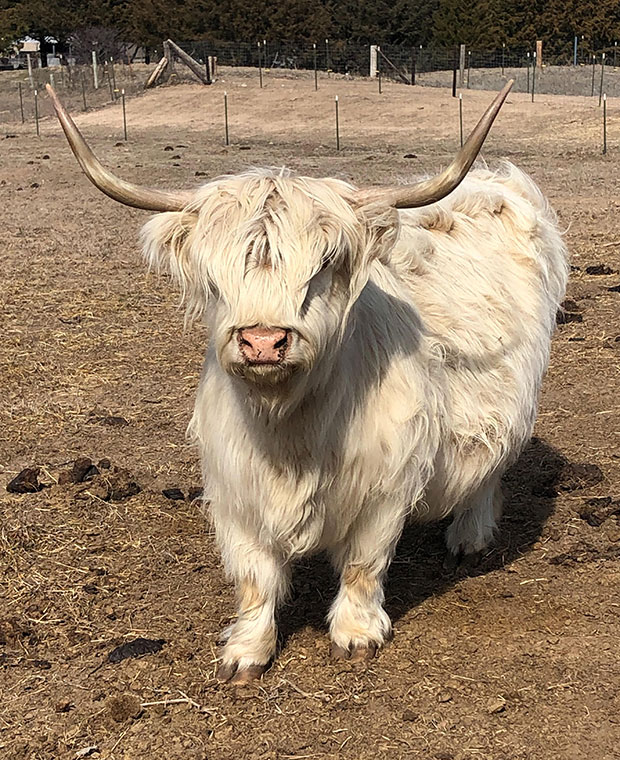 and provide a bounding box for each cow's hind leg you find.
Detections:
[215,524,289,685]
[444,475,503,569]
[328,505,406,662]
